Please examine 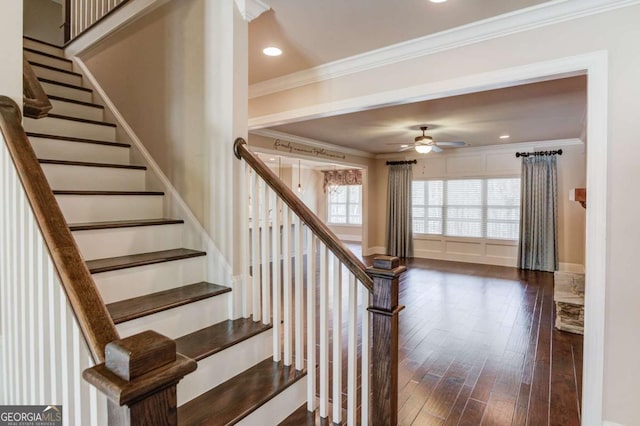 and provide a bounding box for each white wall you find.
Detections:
[0,1,23,107]
[247,6,640,423]
[82,0,248,274]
